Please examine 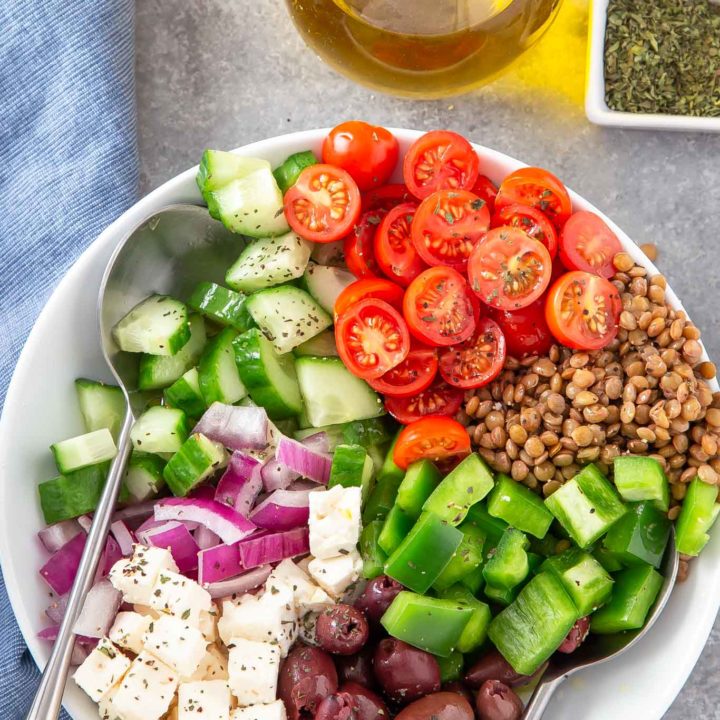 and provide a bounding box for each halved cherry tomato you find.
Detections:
[374,203,427,287]
[403,130,480,200]
[385,379,463,424]
[335,298,410,380]
[468,227,553,311]
[472,174,499,213]
[411,189,490,269]
[362,184,413,213]
[334,277,405,320]
[545,270,622,351]
[285,164,361,243]
[368,346,438,397]
[495,167,572,228]
[487,298,553,358]
[322,121,399,191]
[393,416,471,469]
[344,211,383,278]
[403,266,477,347]
[559,211,623,279]
[438,317,506,389]
[491,203,558,259]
